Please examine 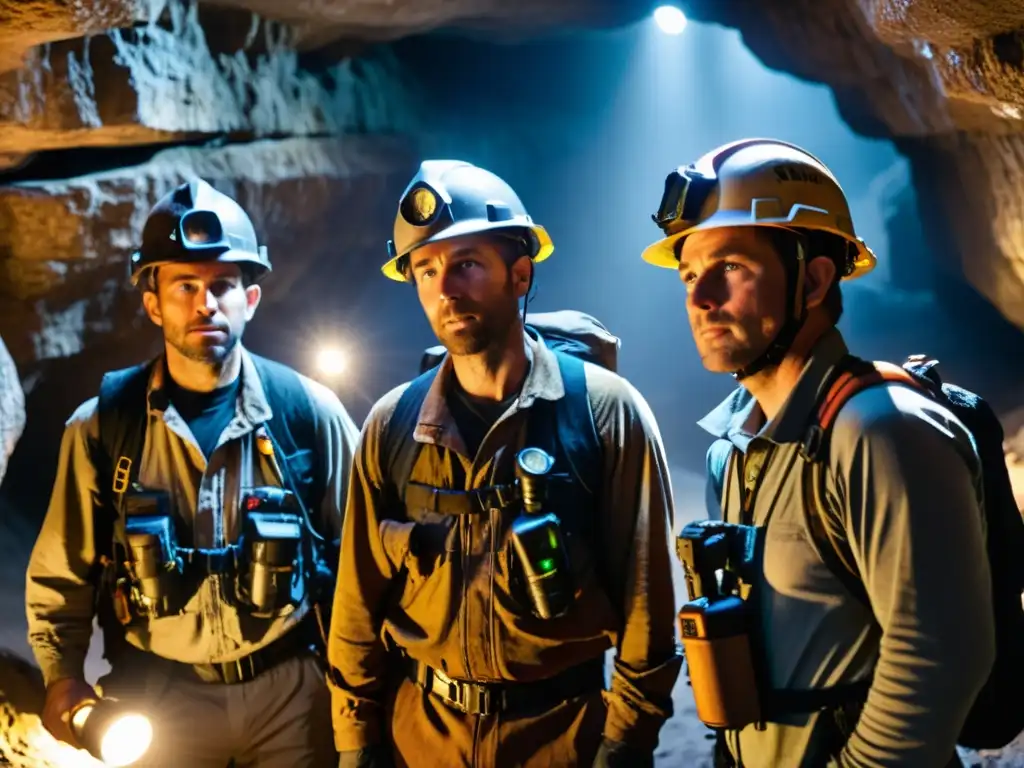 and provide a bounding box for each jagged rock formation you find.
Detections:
[0,651,103,768]
[0,2,417,163]
[682,0,1024,334]
[2,0,1023,360]
[2,0,1024,765]
[0,134,414,374]
[0,335,24,485]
